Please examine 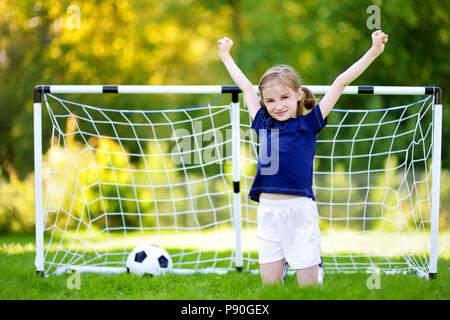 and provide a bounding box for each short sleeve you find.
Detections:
[251,107,273,134]
[302,104,327,134]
